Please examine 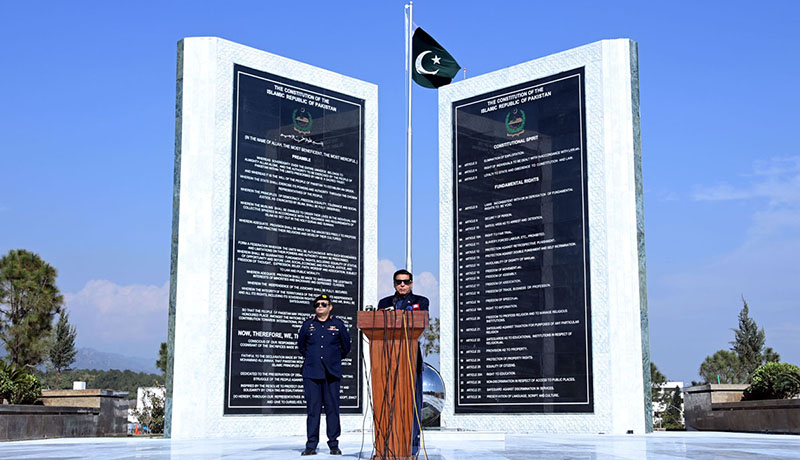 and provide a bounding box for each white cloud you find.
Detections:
[377,258,439,318]
[65,279,169,358]
[645,187,679,202]
[691,184,752,201]
[62,261,441,361]
[377,258,398,300]
[702,156,800,240]
[693,156,800,206]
